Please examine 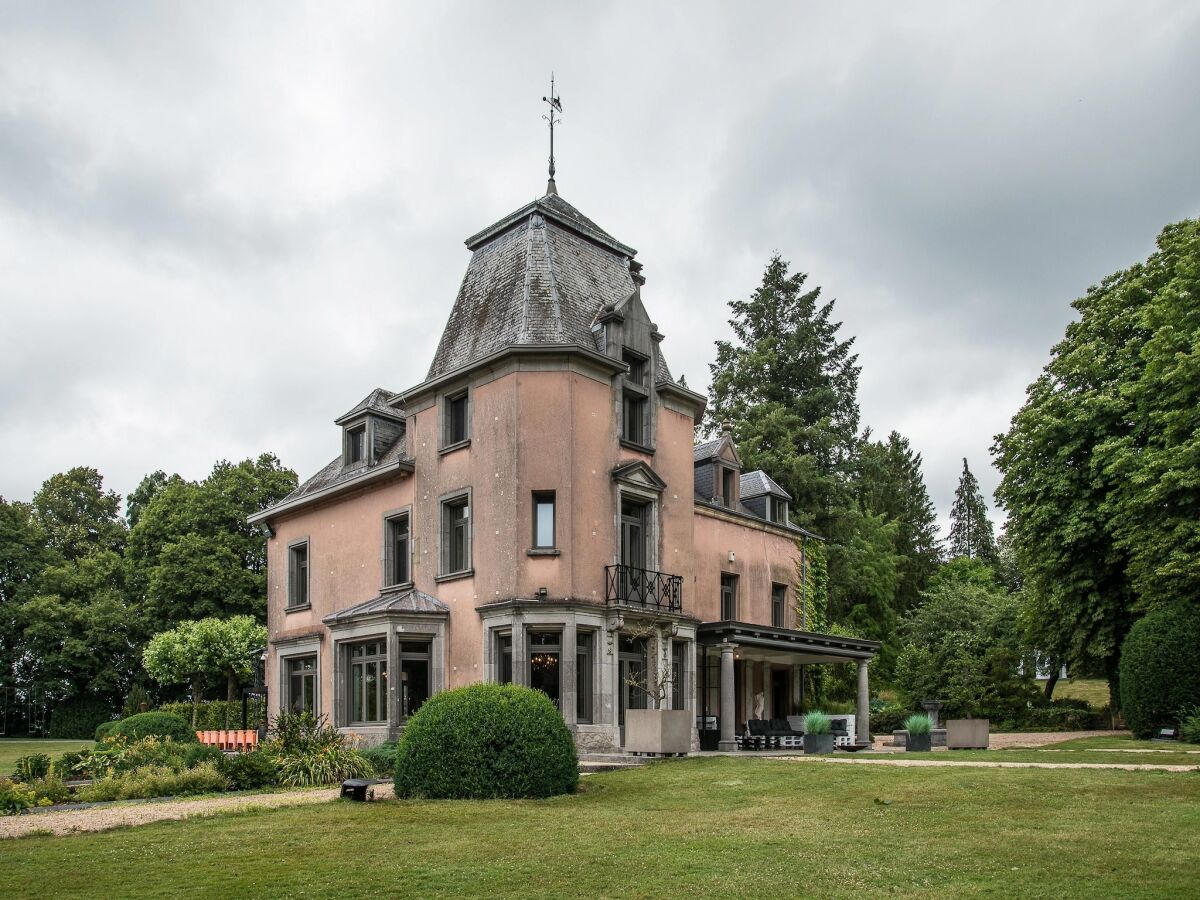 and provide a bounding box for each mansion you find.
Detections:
[251,178,877,752]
